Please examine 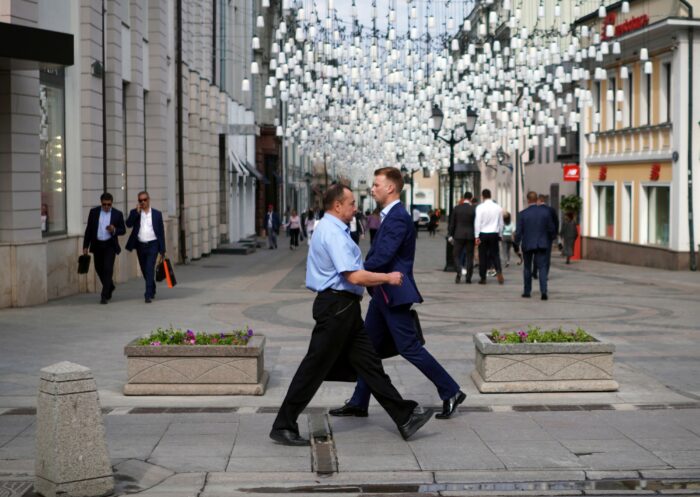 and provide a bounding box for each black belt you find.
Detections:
[319,289,362,302]
[138,240,157,245]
